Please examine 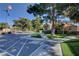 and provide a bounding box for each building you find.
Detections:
[63,23,79,34]
[0,28,11,34]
